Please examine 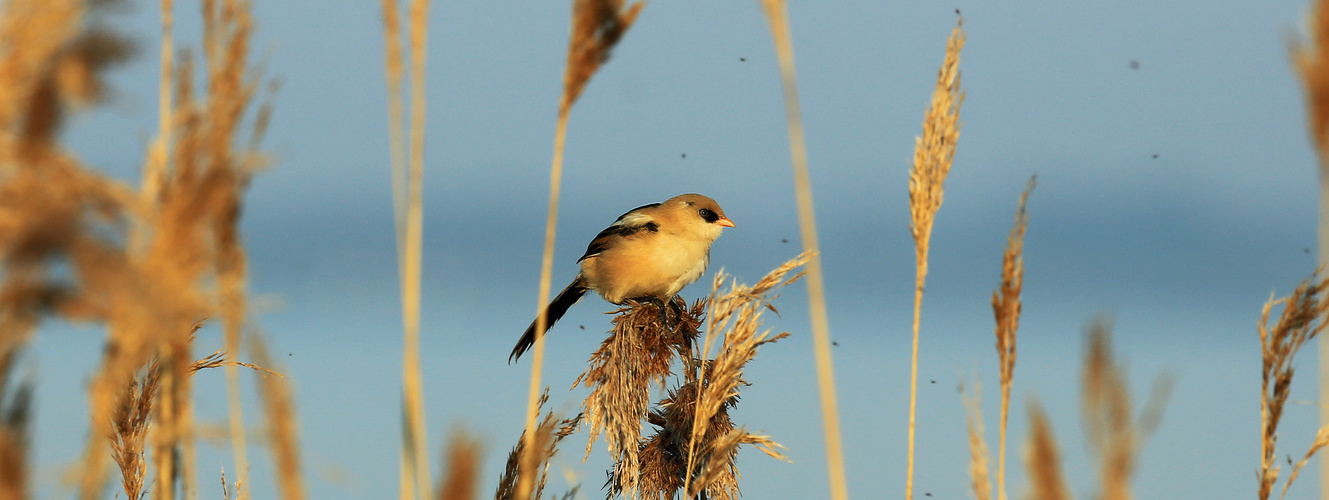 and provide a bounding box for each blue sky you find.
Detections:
[29,0,1329,498]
